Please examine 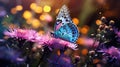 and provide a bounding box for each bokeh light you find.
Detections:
[30,3,42,13]
[81,25,89,35]
[38,30,45,35]
[11,8,17,14]
[44,14,52,22]
[93,59,100,64]
[57,50,60,56]
[72,18,79,25]
[43,5,51,12]
[26,18,32,24]
[16,5,23,11]
[31,18,42,29]
[23,10,32,19]
[77,38,84,45]
[30,3,37,10]
[34,6,42,13]
[81,48,88,55]
[55,9,60,14]
[39,13,52,22]
[77,37,96,47]
[96,19,102,25]
[39,14,45,21]
[1,0,120,67]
